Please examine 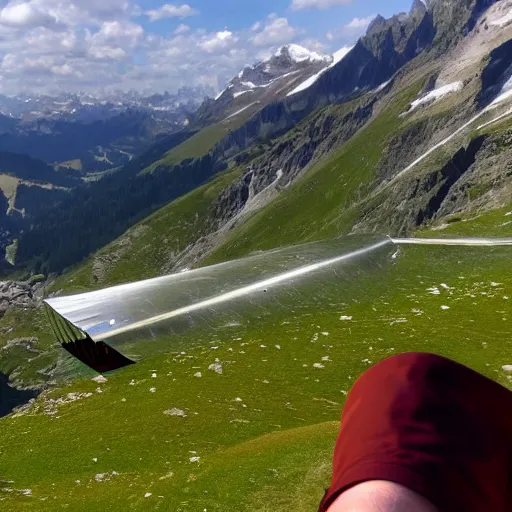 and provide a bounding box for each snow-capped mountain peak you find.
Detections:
[226,45,332,91]
[206,43,333,122]
[273,44,332,64]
